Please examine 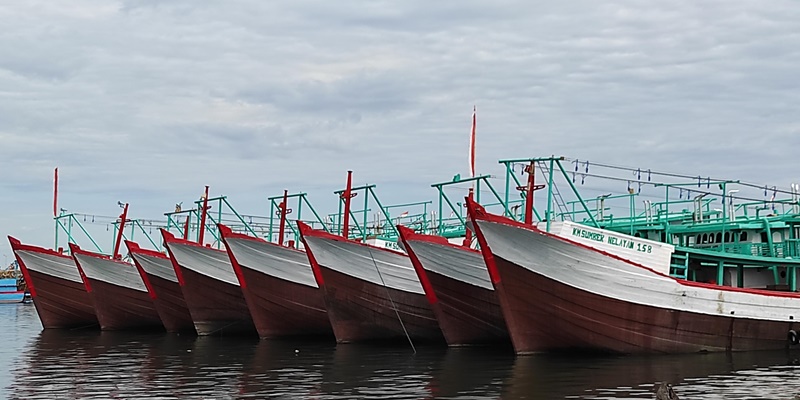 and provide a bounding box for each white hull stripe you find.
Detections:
[167,242,239,286]
[131,253,178,283]
[304,236,424,294]
[226,238,317,288]
[15,250,83,284]
[73,253,147,292]
[405,240,493,290]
